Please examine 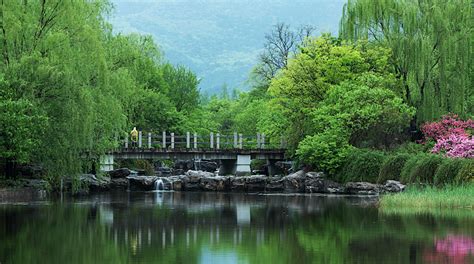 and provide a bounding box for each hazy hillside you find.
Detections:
[110,0,346,94]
